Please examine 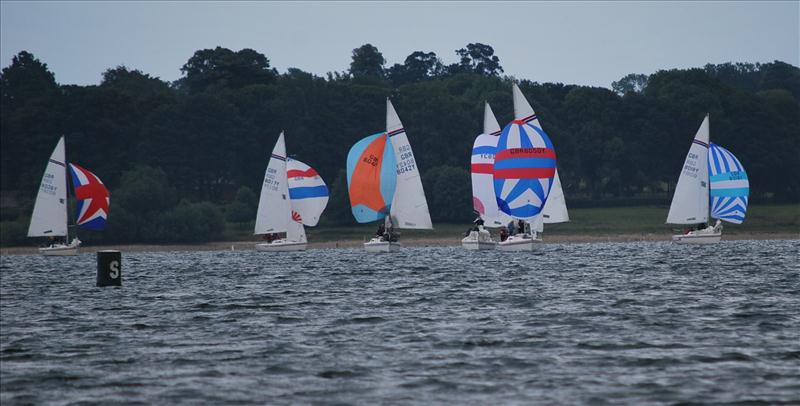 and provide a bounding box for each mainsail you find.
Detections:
[255,132,291,235]
[68,163,110,230]
[493,84,557,220]
[386,99,433,229]
[541,170,569,224]
[347,132,397,223]
[471,102,512,227]
[28,137,68,237]
[666,115,710,224]
[708,143,749,224]
[287,158,329,227]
